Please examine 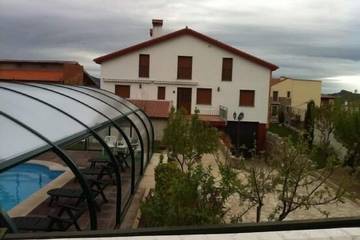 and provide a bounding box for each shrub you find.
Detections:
[140,163,237,227]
